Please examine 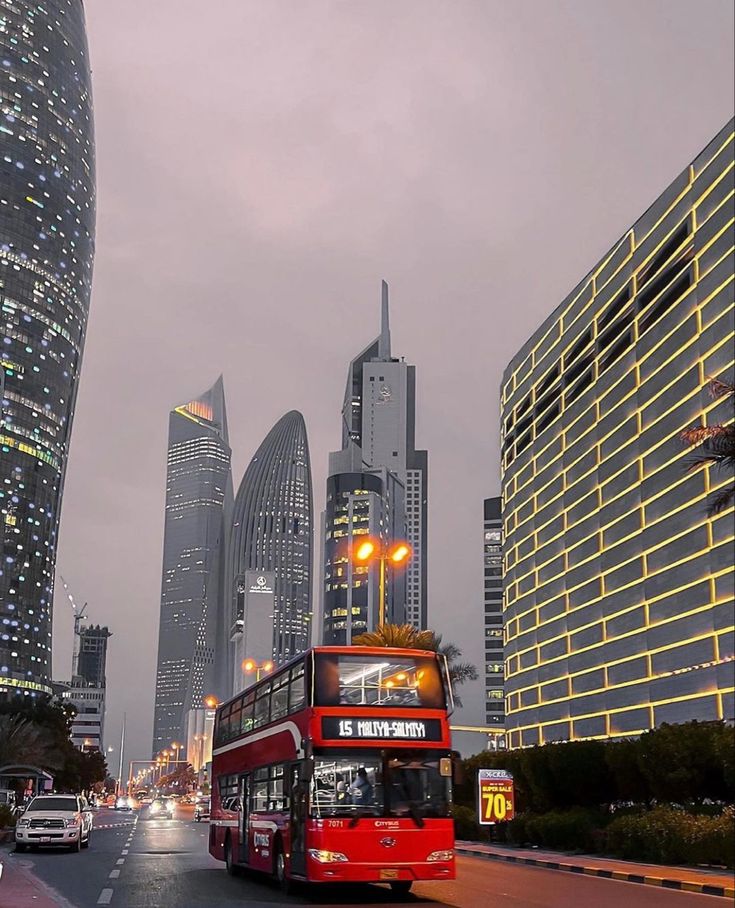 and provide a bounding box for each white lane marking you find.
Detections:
[116,858,125,865]
[109,870,120,879]
[97,890,113,905]
[122,849,128,855]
